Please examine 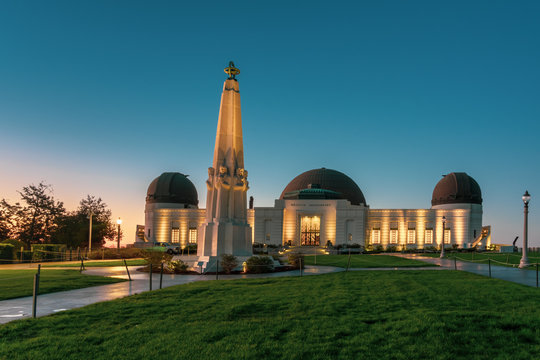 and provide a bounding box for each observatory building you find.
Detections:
[140,64,490,253]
